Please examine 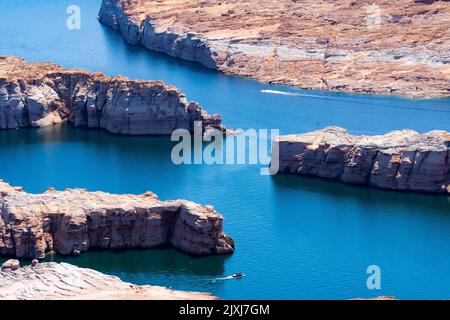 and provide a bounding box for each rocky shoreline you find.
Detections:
[0,180,234,259]
[0,56,225,134]
[273,127,450,194]
[0,261,216,300]
[98,0,450,98]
